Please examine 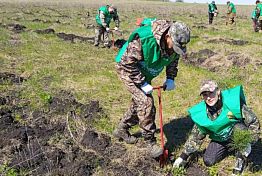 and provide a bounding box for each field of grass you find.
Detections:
[0,0,261,175]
